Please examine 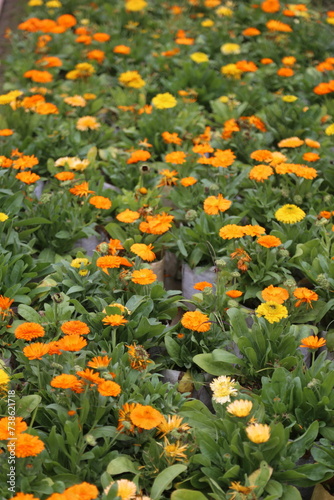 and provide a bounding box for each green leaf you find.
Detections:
[107,456,139,476]
[193,353,241,376]
[171,489,208,500]
[105,223,127,242]
[212,349,245,366]
[281,485,302,500]
[151,465,187,500]
[17,304,42,323]
[15,217,52,227]
[16,395,42,418]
